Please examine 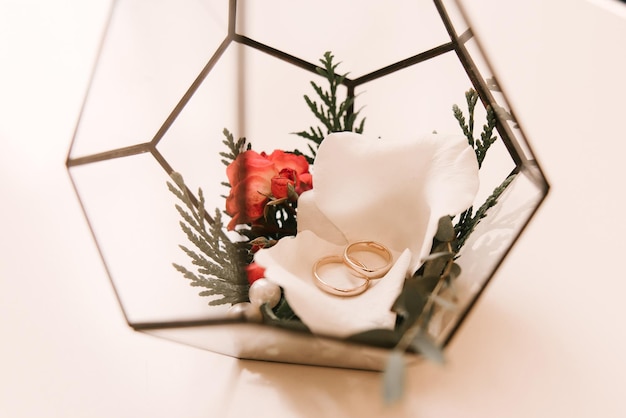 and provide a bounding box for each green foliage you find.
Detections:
[168,172,249,306]
[376,88,518,397]
[219,128,250,168]
[259,303,310,333]
[452,88,516,251]
[350,219,460,352]
[219,128,251,190]
[452,88,497,168]
[382,350,406,405]
[455,173,516,250]
[167,52,517,399]
[410,331,445,364]
[377,216,458,401]
[348,219,457,401]
[293,51,366,162]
